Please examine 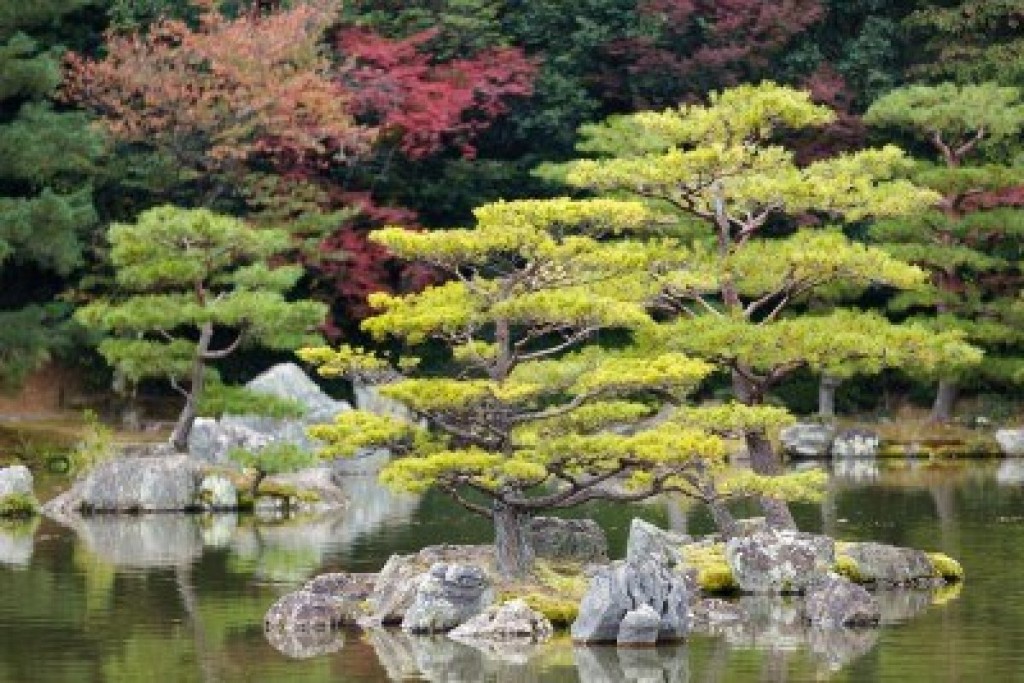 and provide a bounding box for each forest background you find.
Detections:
[2,0,1023,424]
